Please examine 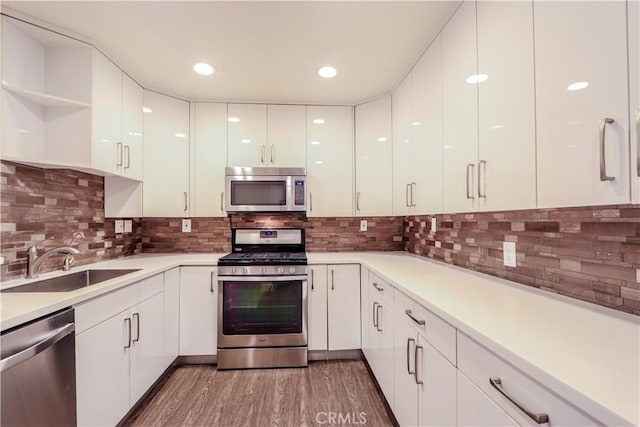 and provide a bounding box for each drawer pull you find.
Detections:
[489,377,549,424]
[405,309,426,326]
[372,282,384,292]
